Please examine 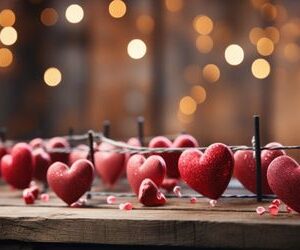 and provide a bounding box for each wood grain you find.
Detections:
[0,187,300,249]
